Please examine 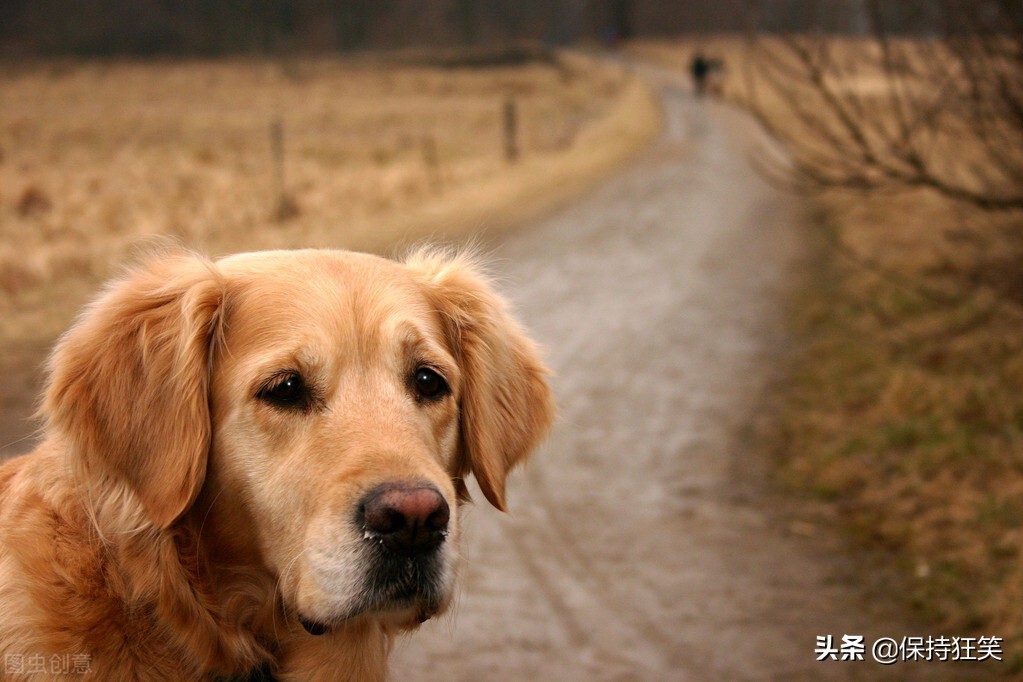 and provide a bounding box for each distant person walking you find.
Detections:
[691,52,710,96]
